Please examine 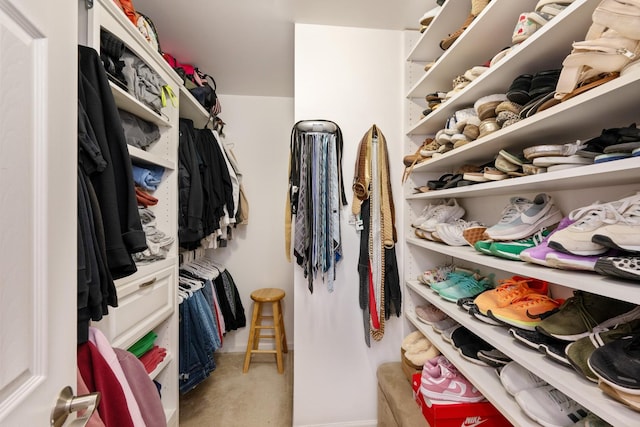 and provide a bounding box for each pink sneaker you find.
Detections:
[520,216,574,266]
[420,359,485,403]
[415,303,448,324]
[546,251,602,271]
